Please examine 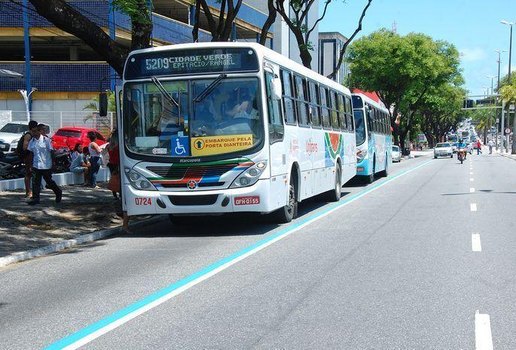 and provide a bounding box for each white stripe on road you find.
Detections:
[472,234,482,252]
[470,178,474,182]
[470,172,474,175]
[470,203,477,212]
[475,311,493,350]
[470,188,475,193]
